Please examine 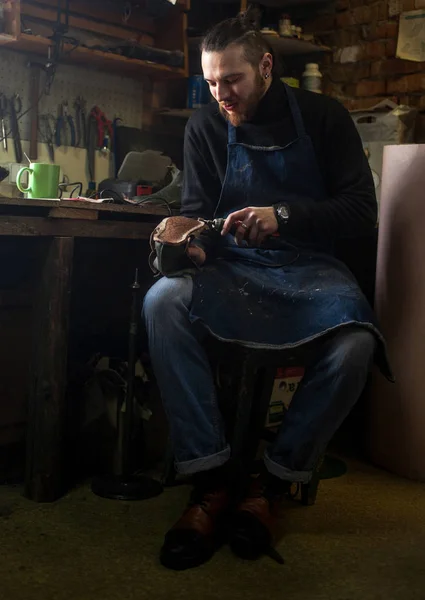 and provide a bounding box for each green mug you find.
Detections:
[16,163,60,199]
